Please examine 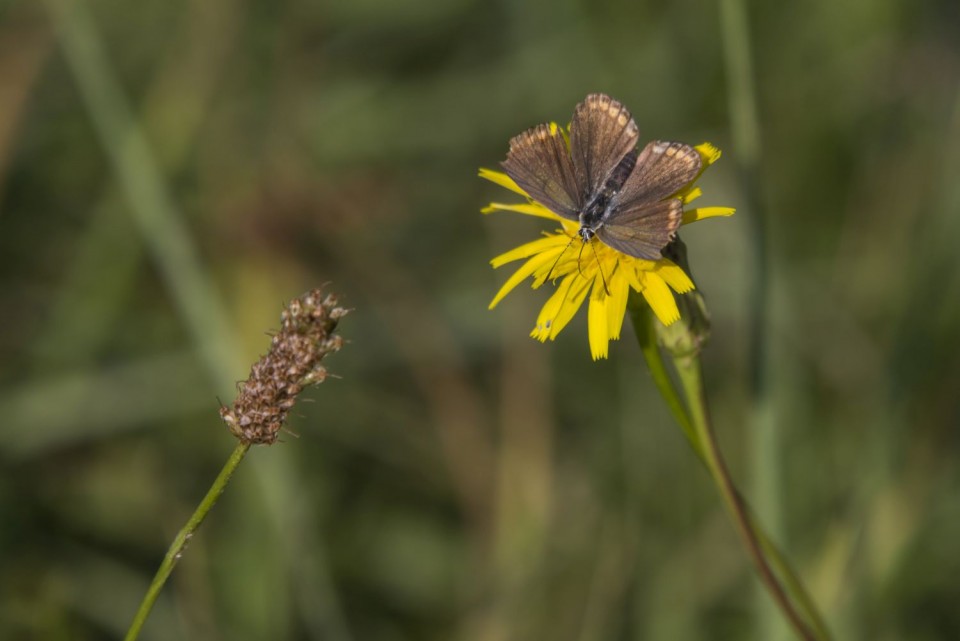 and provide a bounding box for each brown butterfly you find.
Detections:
[501,93,701,260]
